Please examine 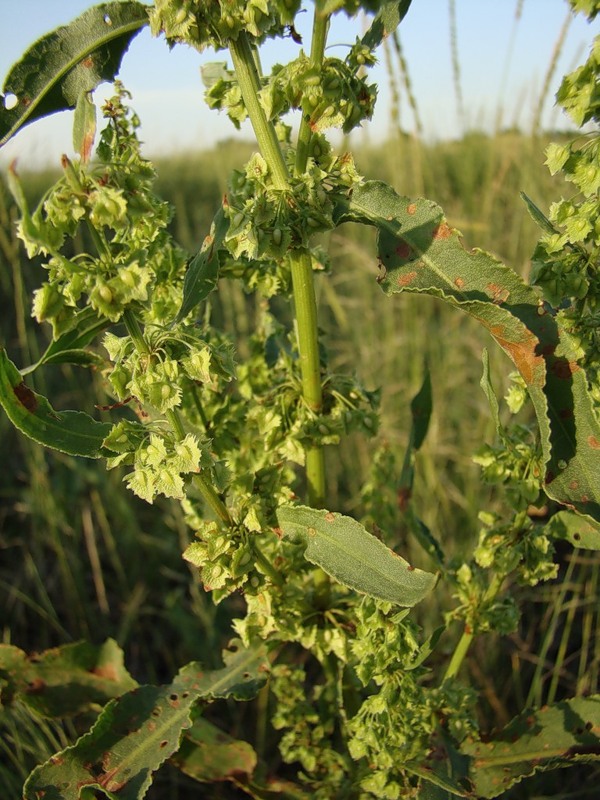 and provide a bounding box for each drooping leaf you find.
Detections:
[479,349,501,435]
[543,509,600,550]
[461,695,600,798]
[23,640,269,800]
[0,349,112,457]
[171,718,257,784]
[361,0,413,51]
[0,640,137,718]
[176,207,229,323]
[0,1,149,148]
[276,505,436,606]
[21,308,110,375]
[73,89,97,162]
[335,181,600,522]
